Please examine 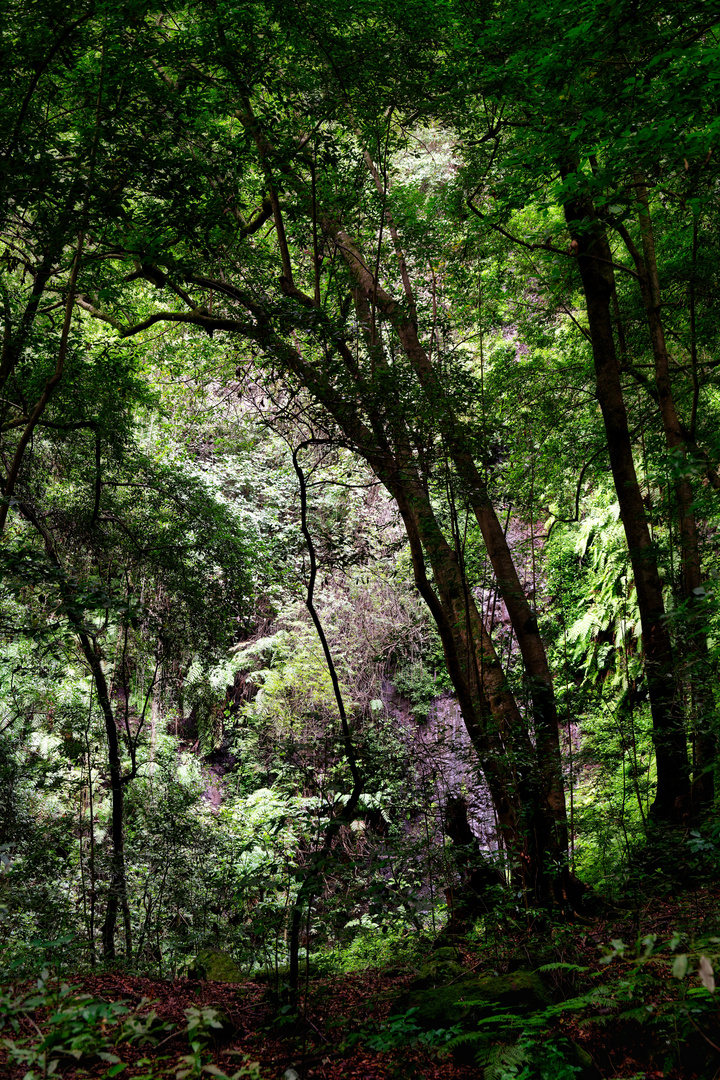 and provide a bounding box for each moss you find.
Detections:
[473,970,549,1006]
[401,969,549,1030]
[196,948,244,982]
[432,946,460,962]
[411,958,466,989]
